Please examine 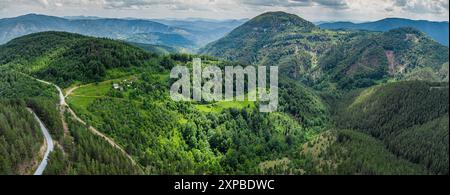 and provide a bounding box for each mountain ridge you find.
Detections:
[319,18,449,46]
[0,14,247,49]
[201,11,449,90]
